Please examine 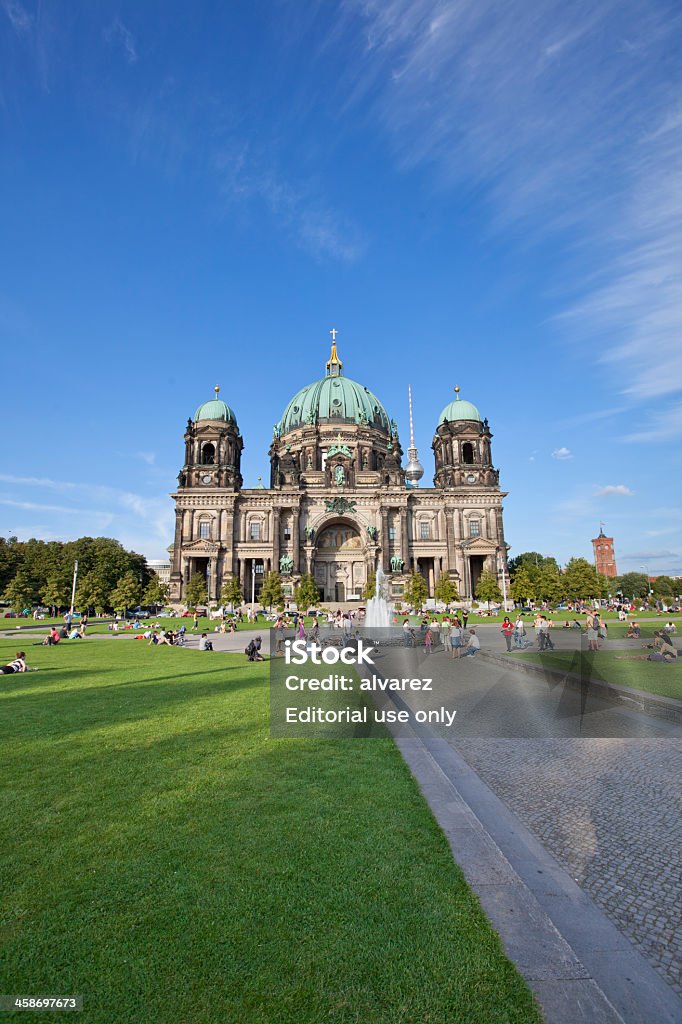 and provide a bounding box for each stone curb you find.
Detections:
[479,650,682,724]
[383,695,682,1024]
